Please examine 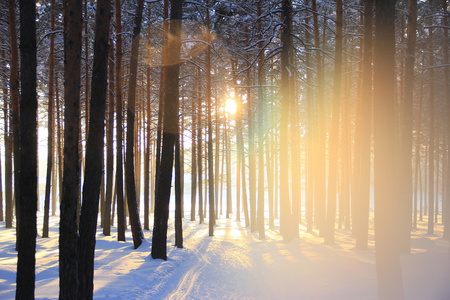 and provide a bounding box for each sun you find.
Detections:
[224,94,237,116]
